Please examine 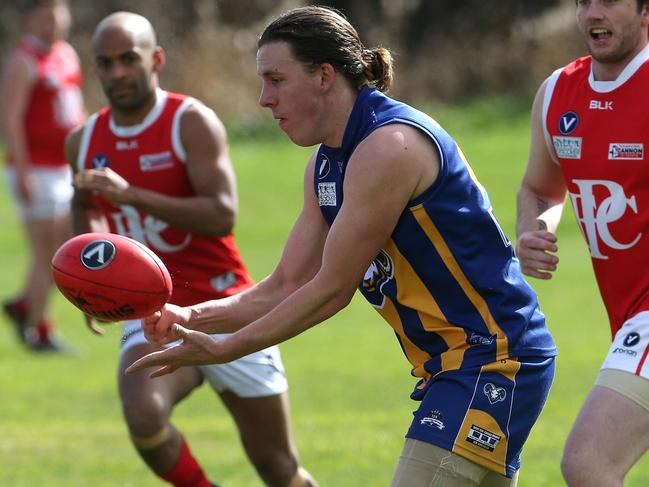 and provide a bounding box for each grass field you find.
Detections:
[1,97,648,486]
